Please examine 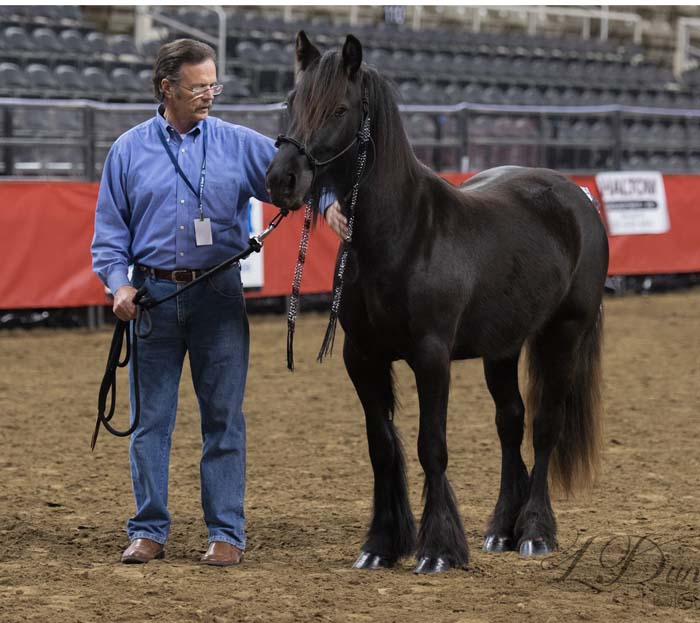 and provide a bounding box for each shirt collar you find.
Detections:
[156,104,204,137]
